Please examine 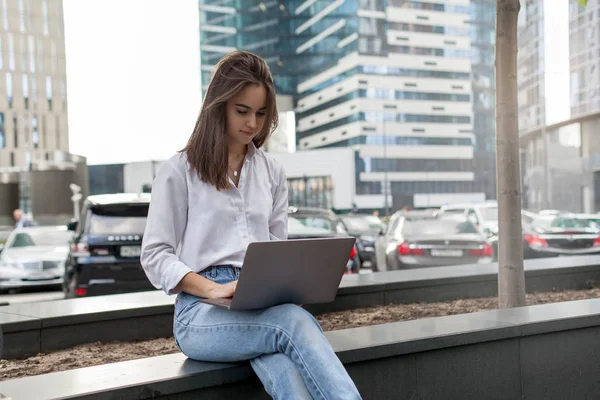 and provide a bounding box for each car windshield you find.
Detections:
[88,204,148,235]
[10,229,73,248]
[533,216,592,229]
[583,218,600,229]
[479,207,498,221]
[340,215,384,232]
[288,216,335,235]
[402,219,479,236]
